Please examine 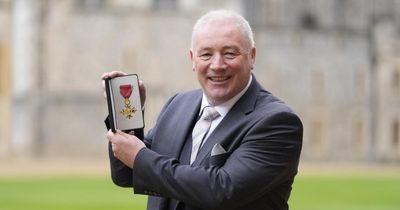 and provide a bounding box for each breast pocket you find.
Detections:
[206,152,231,167]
